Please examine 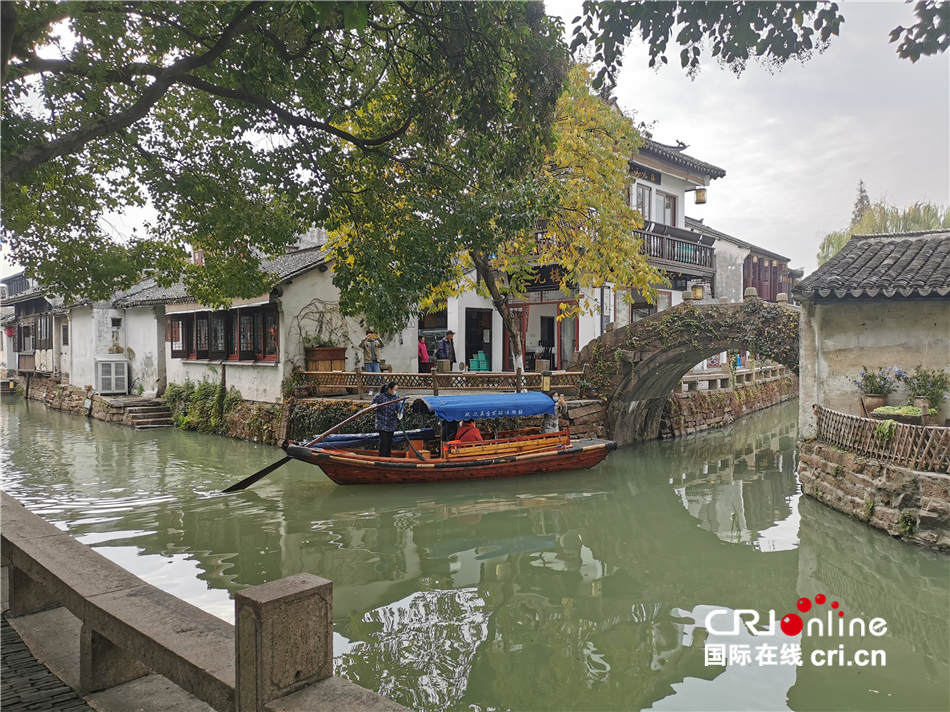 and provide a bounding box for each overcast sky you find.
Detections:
[548,0,950,273]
